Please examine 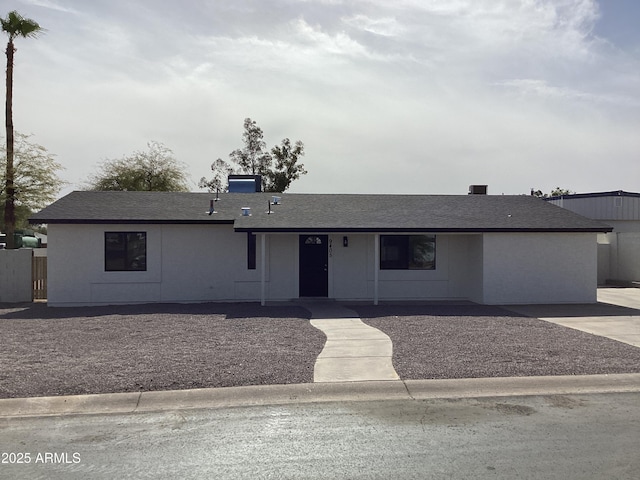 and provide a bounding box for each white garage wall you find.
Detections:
[482,232,597,305]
